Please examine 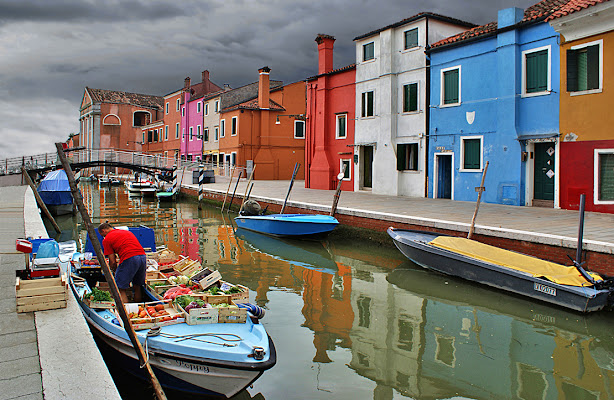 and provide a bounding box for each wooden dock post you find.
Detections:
[21,167,61,234]
[468,161,489,240]
[221,167,236,212]
[239,165,256,215]
[54,143,167,400]
[280,163,300,214]
[228,171,243,212]
[330,164,347,217]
